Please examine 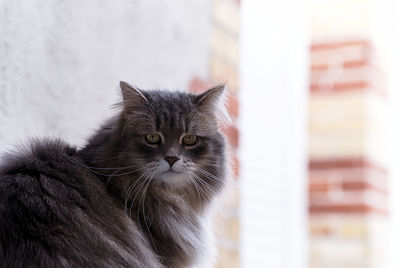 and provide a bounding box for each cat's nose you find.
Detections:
[164,156,180,167]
